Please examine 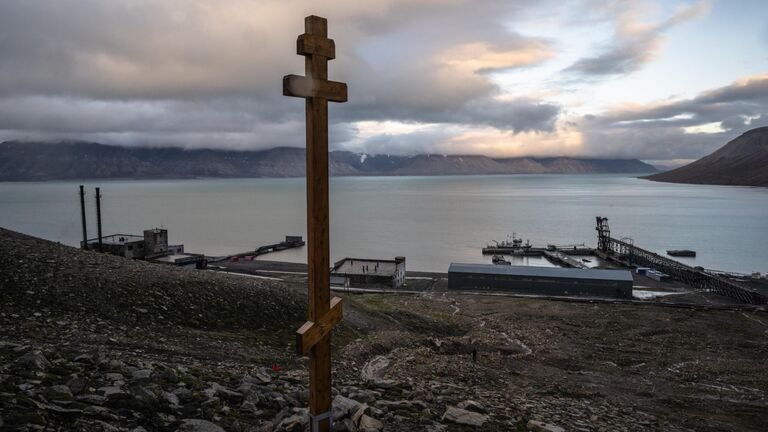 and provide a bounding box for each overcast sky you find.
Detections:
[0,0,766,161]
